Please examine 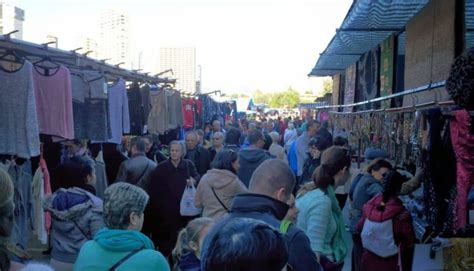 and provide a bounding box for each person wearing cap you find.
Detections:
[74,183,170,271]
